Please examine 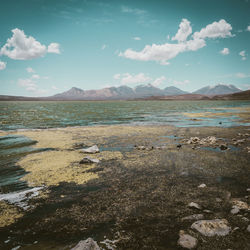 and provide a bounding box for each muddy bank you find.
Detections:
[0,125,250,249]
